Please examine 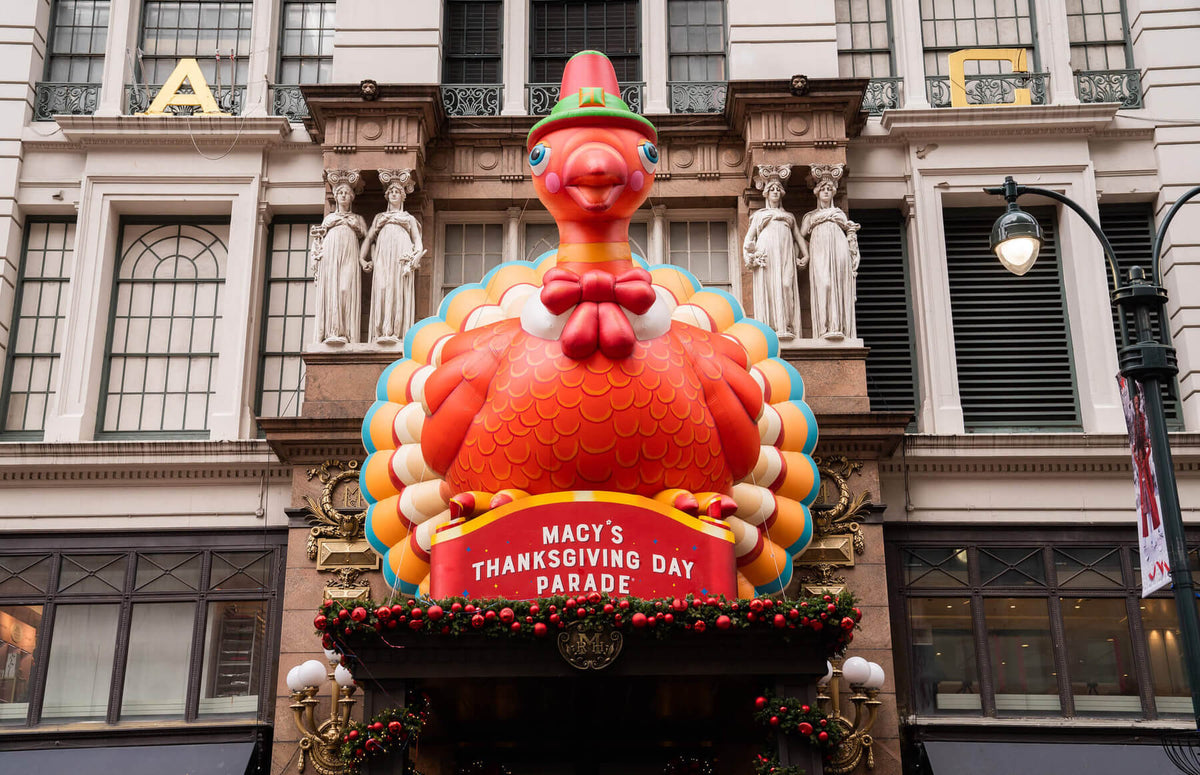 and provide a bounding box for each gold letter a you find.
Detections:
[142,58,230,116]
